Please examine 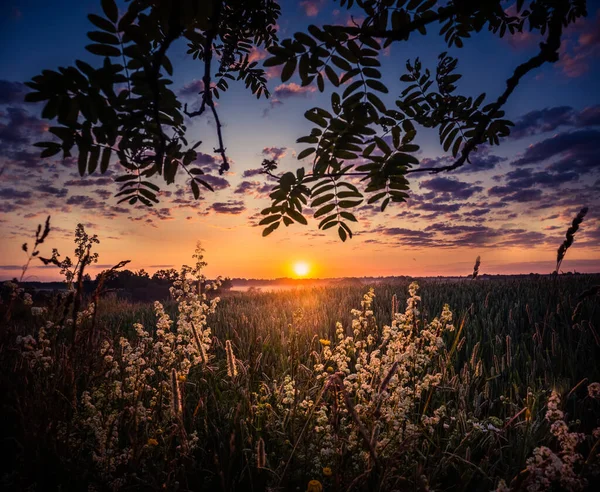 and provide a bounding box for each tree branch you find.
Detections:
[183,0,230,175]
[420,3,569,175]
[335,4,457,41]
